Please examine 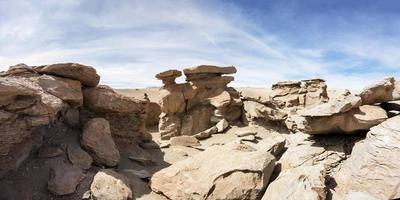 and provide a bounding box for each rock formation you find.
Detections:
[156,65,242,139]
